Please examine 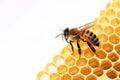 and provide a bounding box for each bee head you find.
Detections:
[64,28,69,36]
[55,28,69,42]
[63,28,69,42]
